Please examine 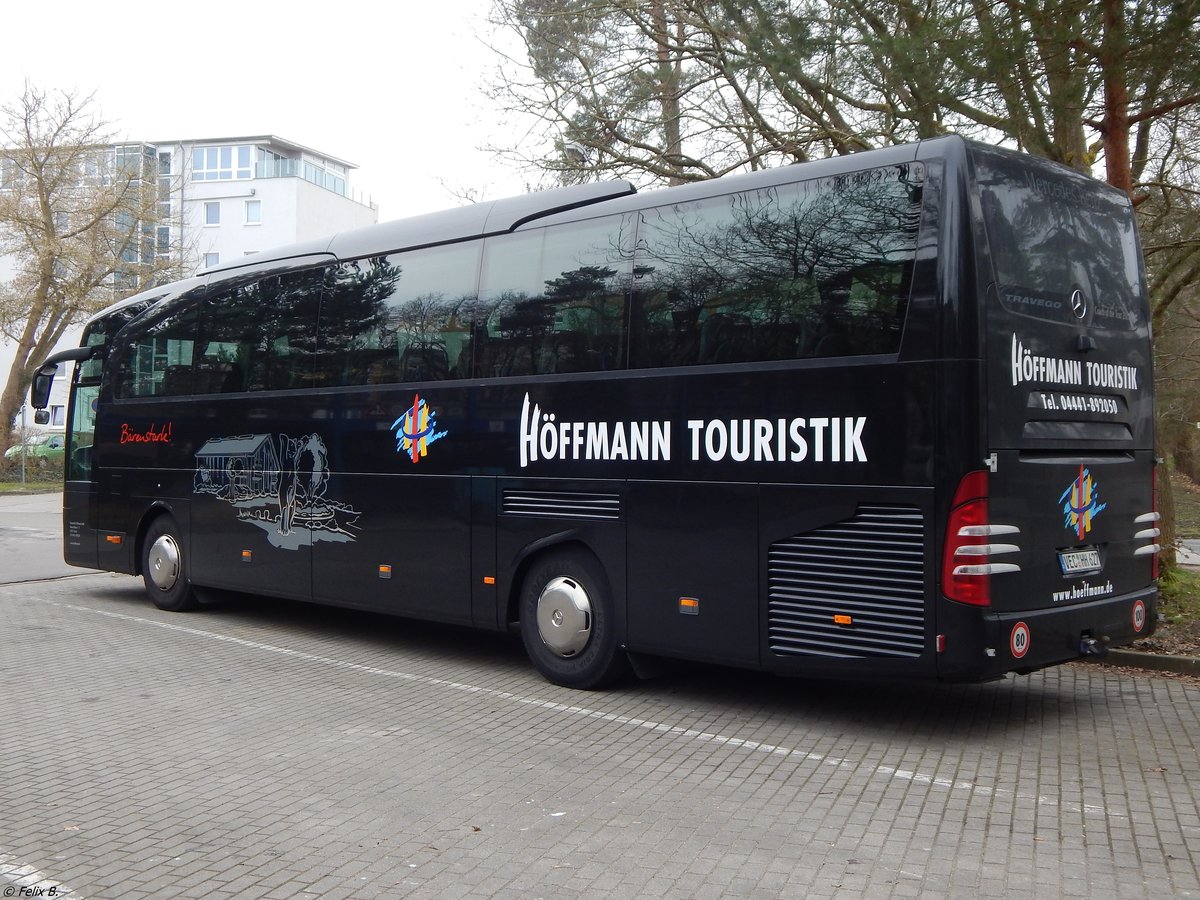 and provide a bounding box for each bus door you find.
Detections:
[63,377,101,570]
[949,146,1157,674]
